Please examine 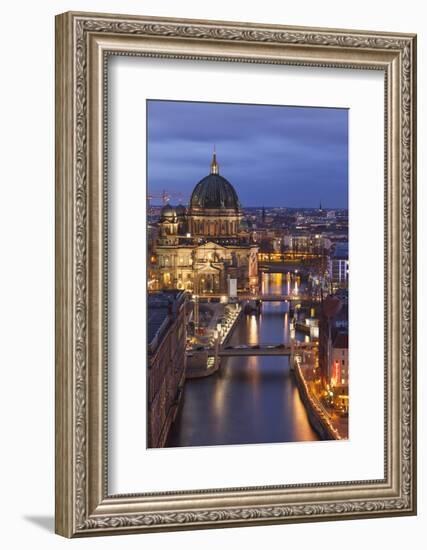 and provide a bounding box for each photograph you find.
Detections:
[146,99,349,448]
